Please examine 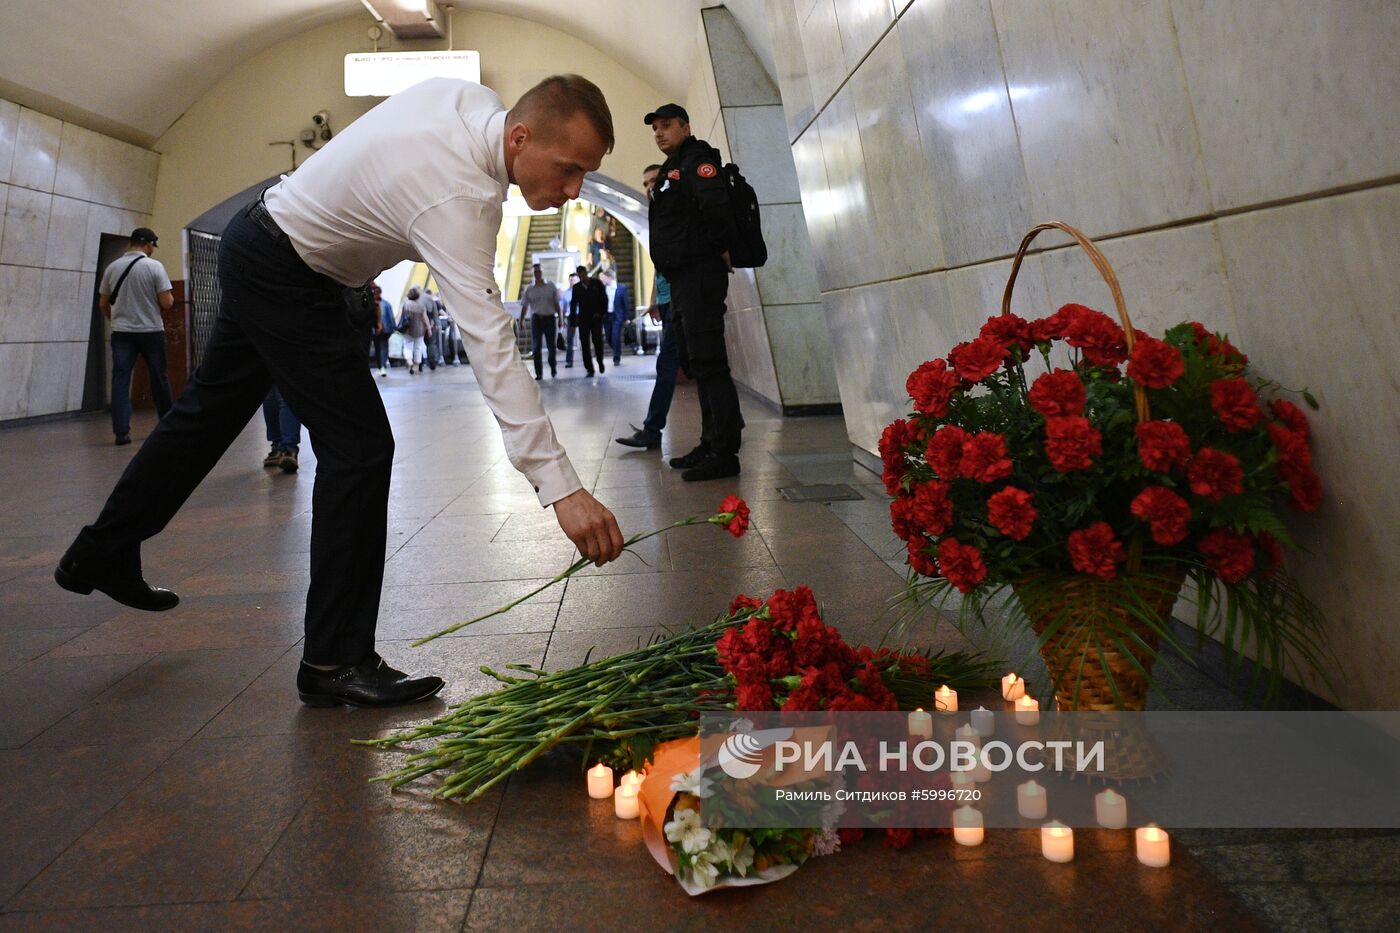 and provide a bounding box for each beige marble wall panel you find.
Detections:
[1217,185,1400,707]
[703,7,782,107]
[899,0,1035,267]
[11,108,61,193]
[109,141,161,214]
[815,86,881,289]
[0,182,8,247]
[727,267,763,315]
[766,0,816,139]
[880,270,955,402]
[822,287,873,442]
[53,122,97,203]
[754,202,822,307]
[0,263,44,342]
[801,0,847,110]
[833,0,894,76]
[848,26,944,279]
[791,126,837,292]
[1039,222,1238,341]
[0,186,52,267]
[44,195,89,272]
[725,305,782,406]
[42,268,88,343]
[722,106,802,205]
[764,302,840,405]
[0,342,35,420]
[83,203,145,271]
[0,101,18,184]
[25,341,85,418]
[1171,0,1400,211]
[853,281,908,447]
[990,0,1210,239]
